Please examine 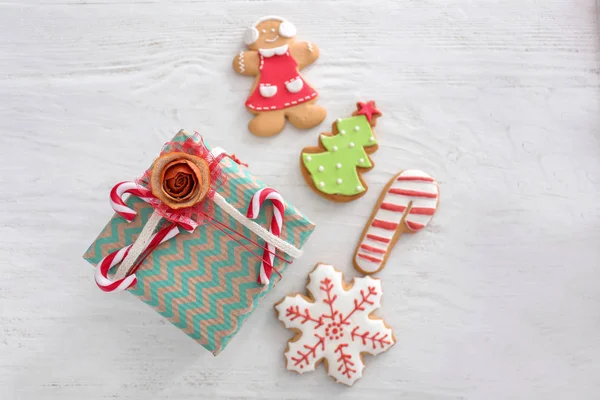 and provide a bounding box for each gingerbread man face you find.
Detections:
[244,17,297,51]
